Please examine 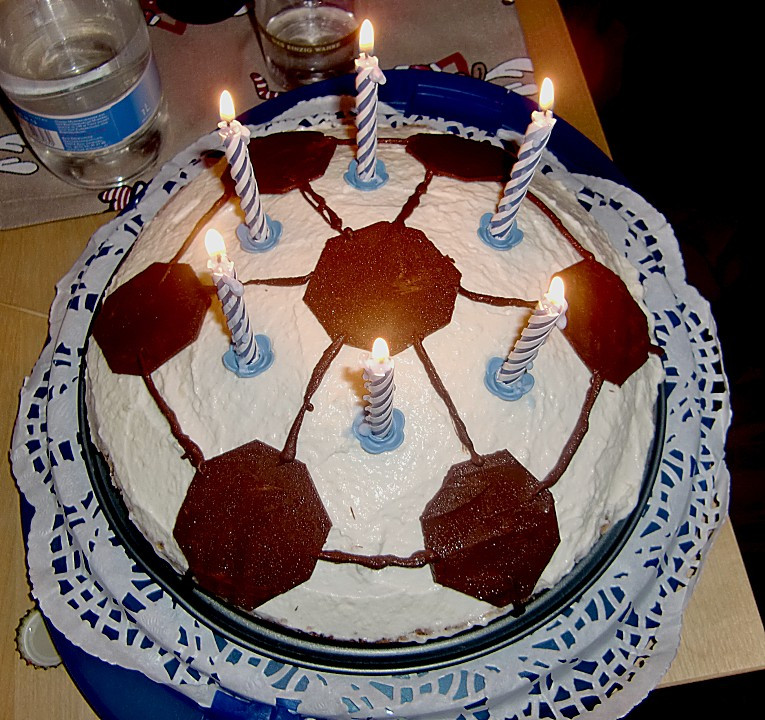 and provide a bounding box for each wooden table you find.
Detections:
[2,1,764,717]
